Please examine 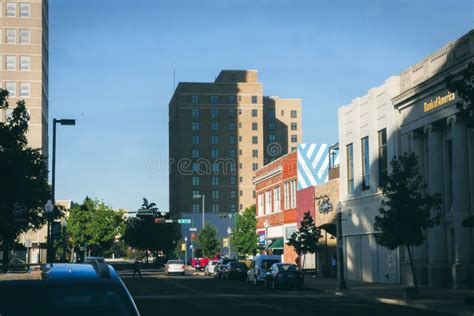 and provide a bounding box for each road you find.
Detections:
[121,270,453,316]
